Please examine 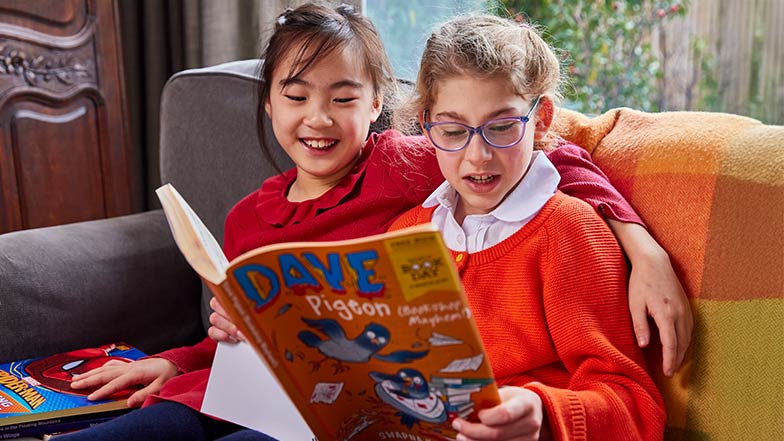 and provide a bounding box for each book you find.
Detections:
[202,340,315,440]
[0,343,146,439]
[156,183,501,441]
[2,409,128,440]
